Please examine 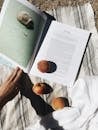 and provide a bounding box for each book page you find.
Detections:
[0,0,47,70]
[30,21,91,87]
